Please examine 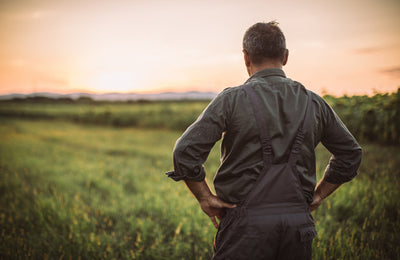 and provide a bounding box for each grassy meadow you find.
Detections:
[0,99,399,259]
